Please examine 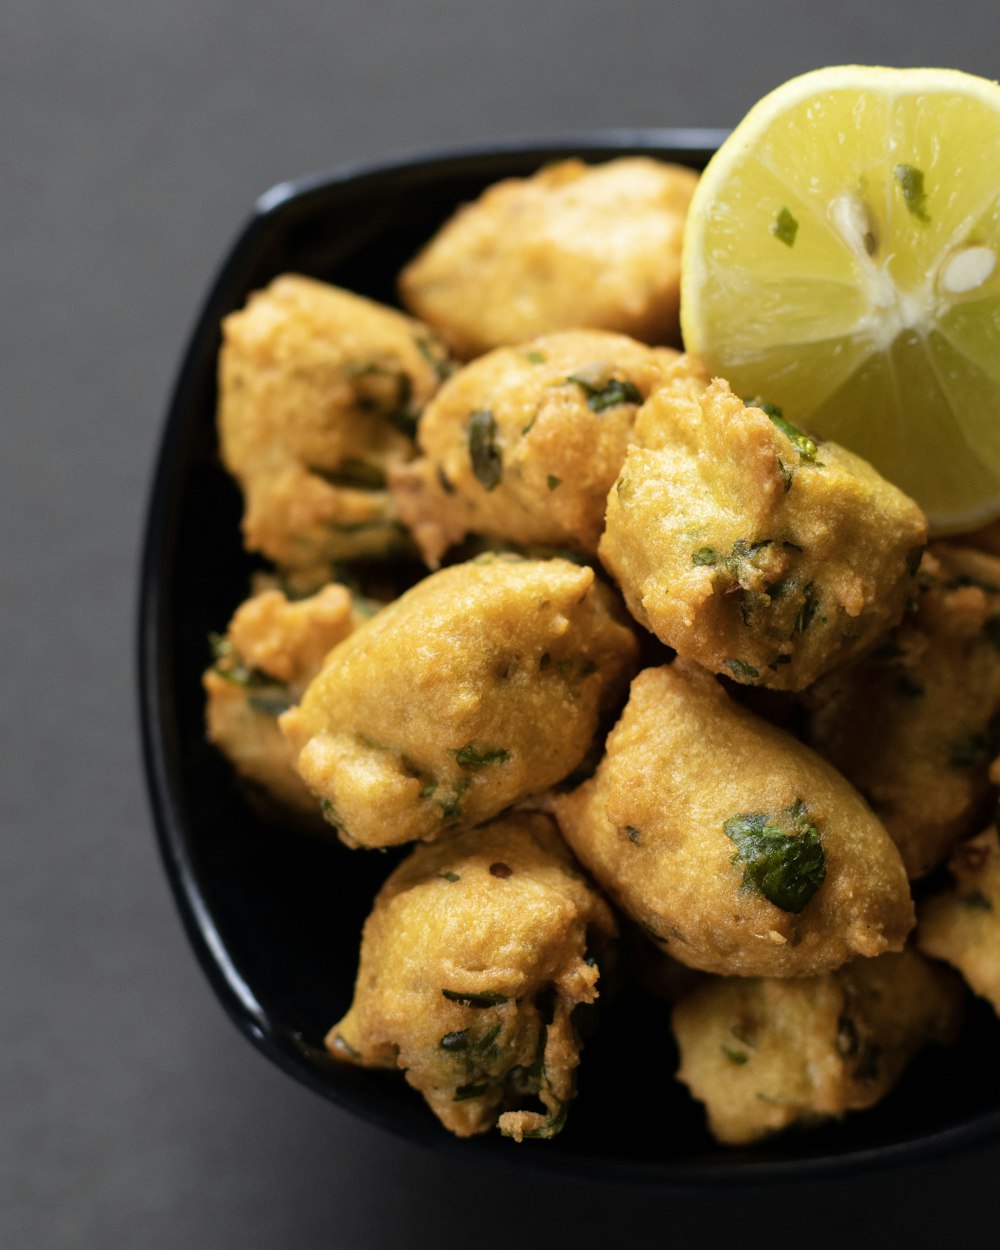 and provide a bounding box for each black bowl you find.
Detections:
[139,131,1000,1186]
